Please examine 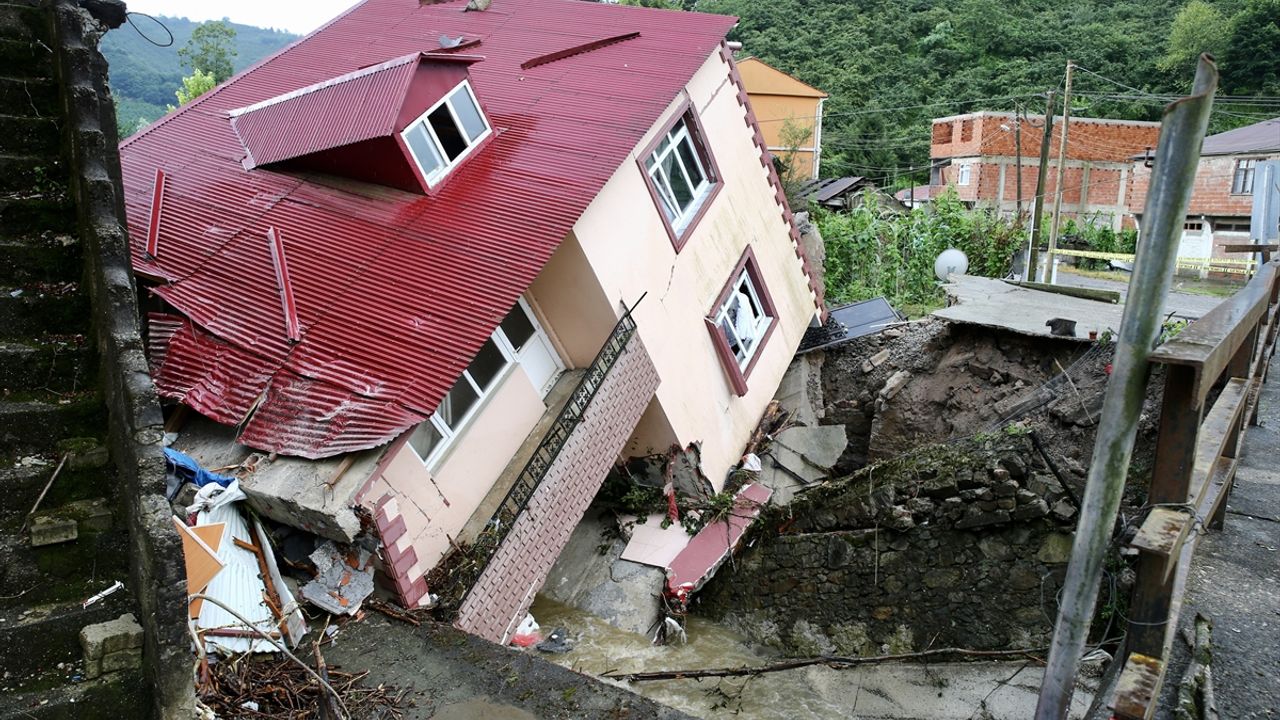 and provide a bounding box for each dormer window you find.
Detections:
[402,80,491,187]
